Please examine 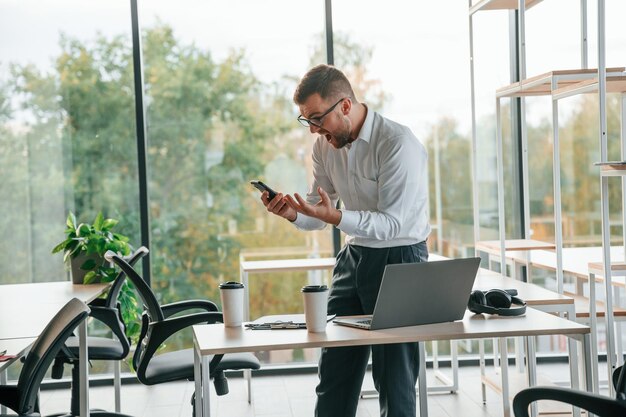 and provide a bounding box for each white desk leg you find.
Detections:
[479,339,487,403]
[194,345,202,417]
[240,268,252,402]
[510,258,522,382]
[615,286,624,367]
[515,337,525,373]
[582,334,595,417]
[588,272,600,393]
[450,340,459,392]
[78,319,89,417]
[583,334,593,391]
[0,369,6,414]
[567,337,580,388]
[524,335,537,417]
[194,344,211,417]
[418,342,428,417]
[431,340,458,393]
[498,338,510,417]
[114,359,121,412]
[563,303,582,417]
